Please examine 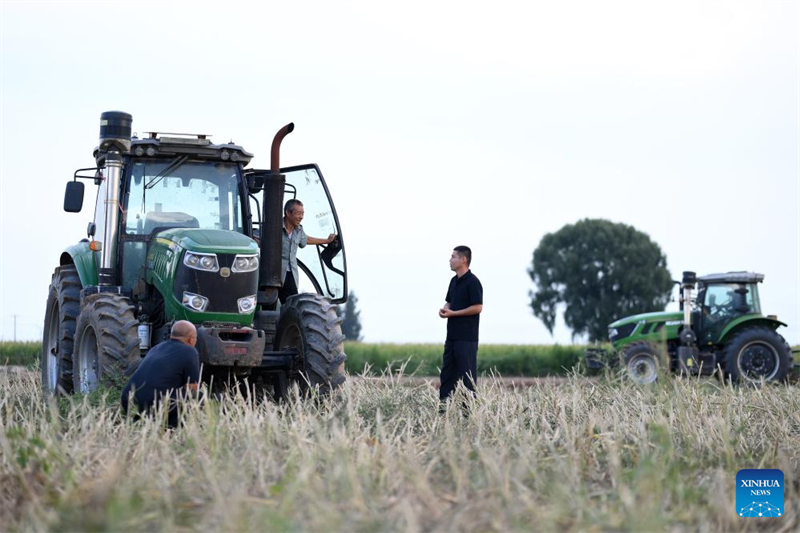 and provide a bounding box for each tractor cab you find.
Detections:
[692,272,763,344]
